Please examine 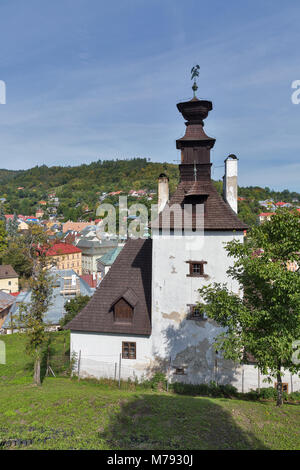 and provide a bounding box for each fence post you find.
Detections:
[291,374,293,394]
[118,353,121,389]
[114,362,117,381]
[78,350,81,382]
[257,368,260,392]
[167,356,171,392]
[242,366,244,394]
